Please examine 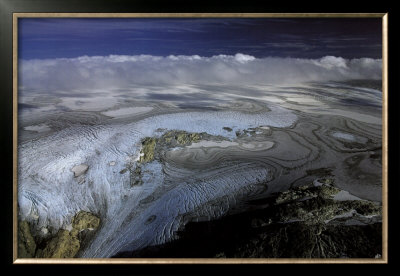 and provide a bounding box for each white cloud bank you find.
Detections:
[19,54,382,91]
